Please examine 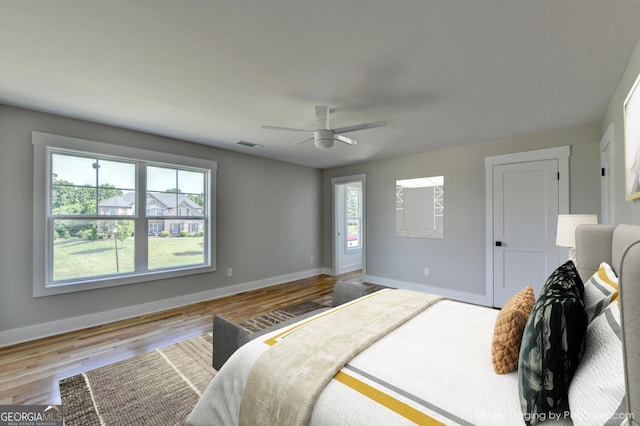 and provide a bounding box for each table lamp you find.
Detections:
[556,214,598,262]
